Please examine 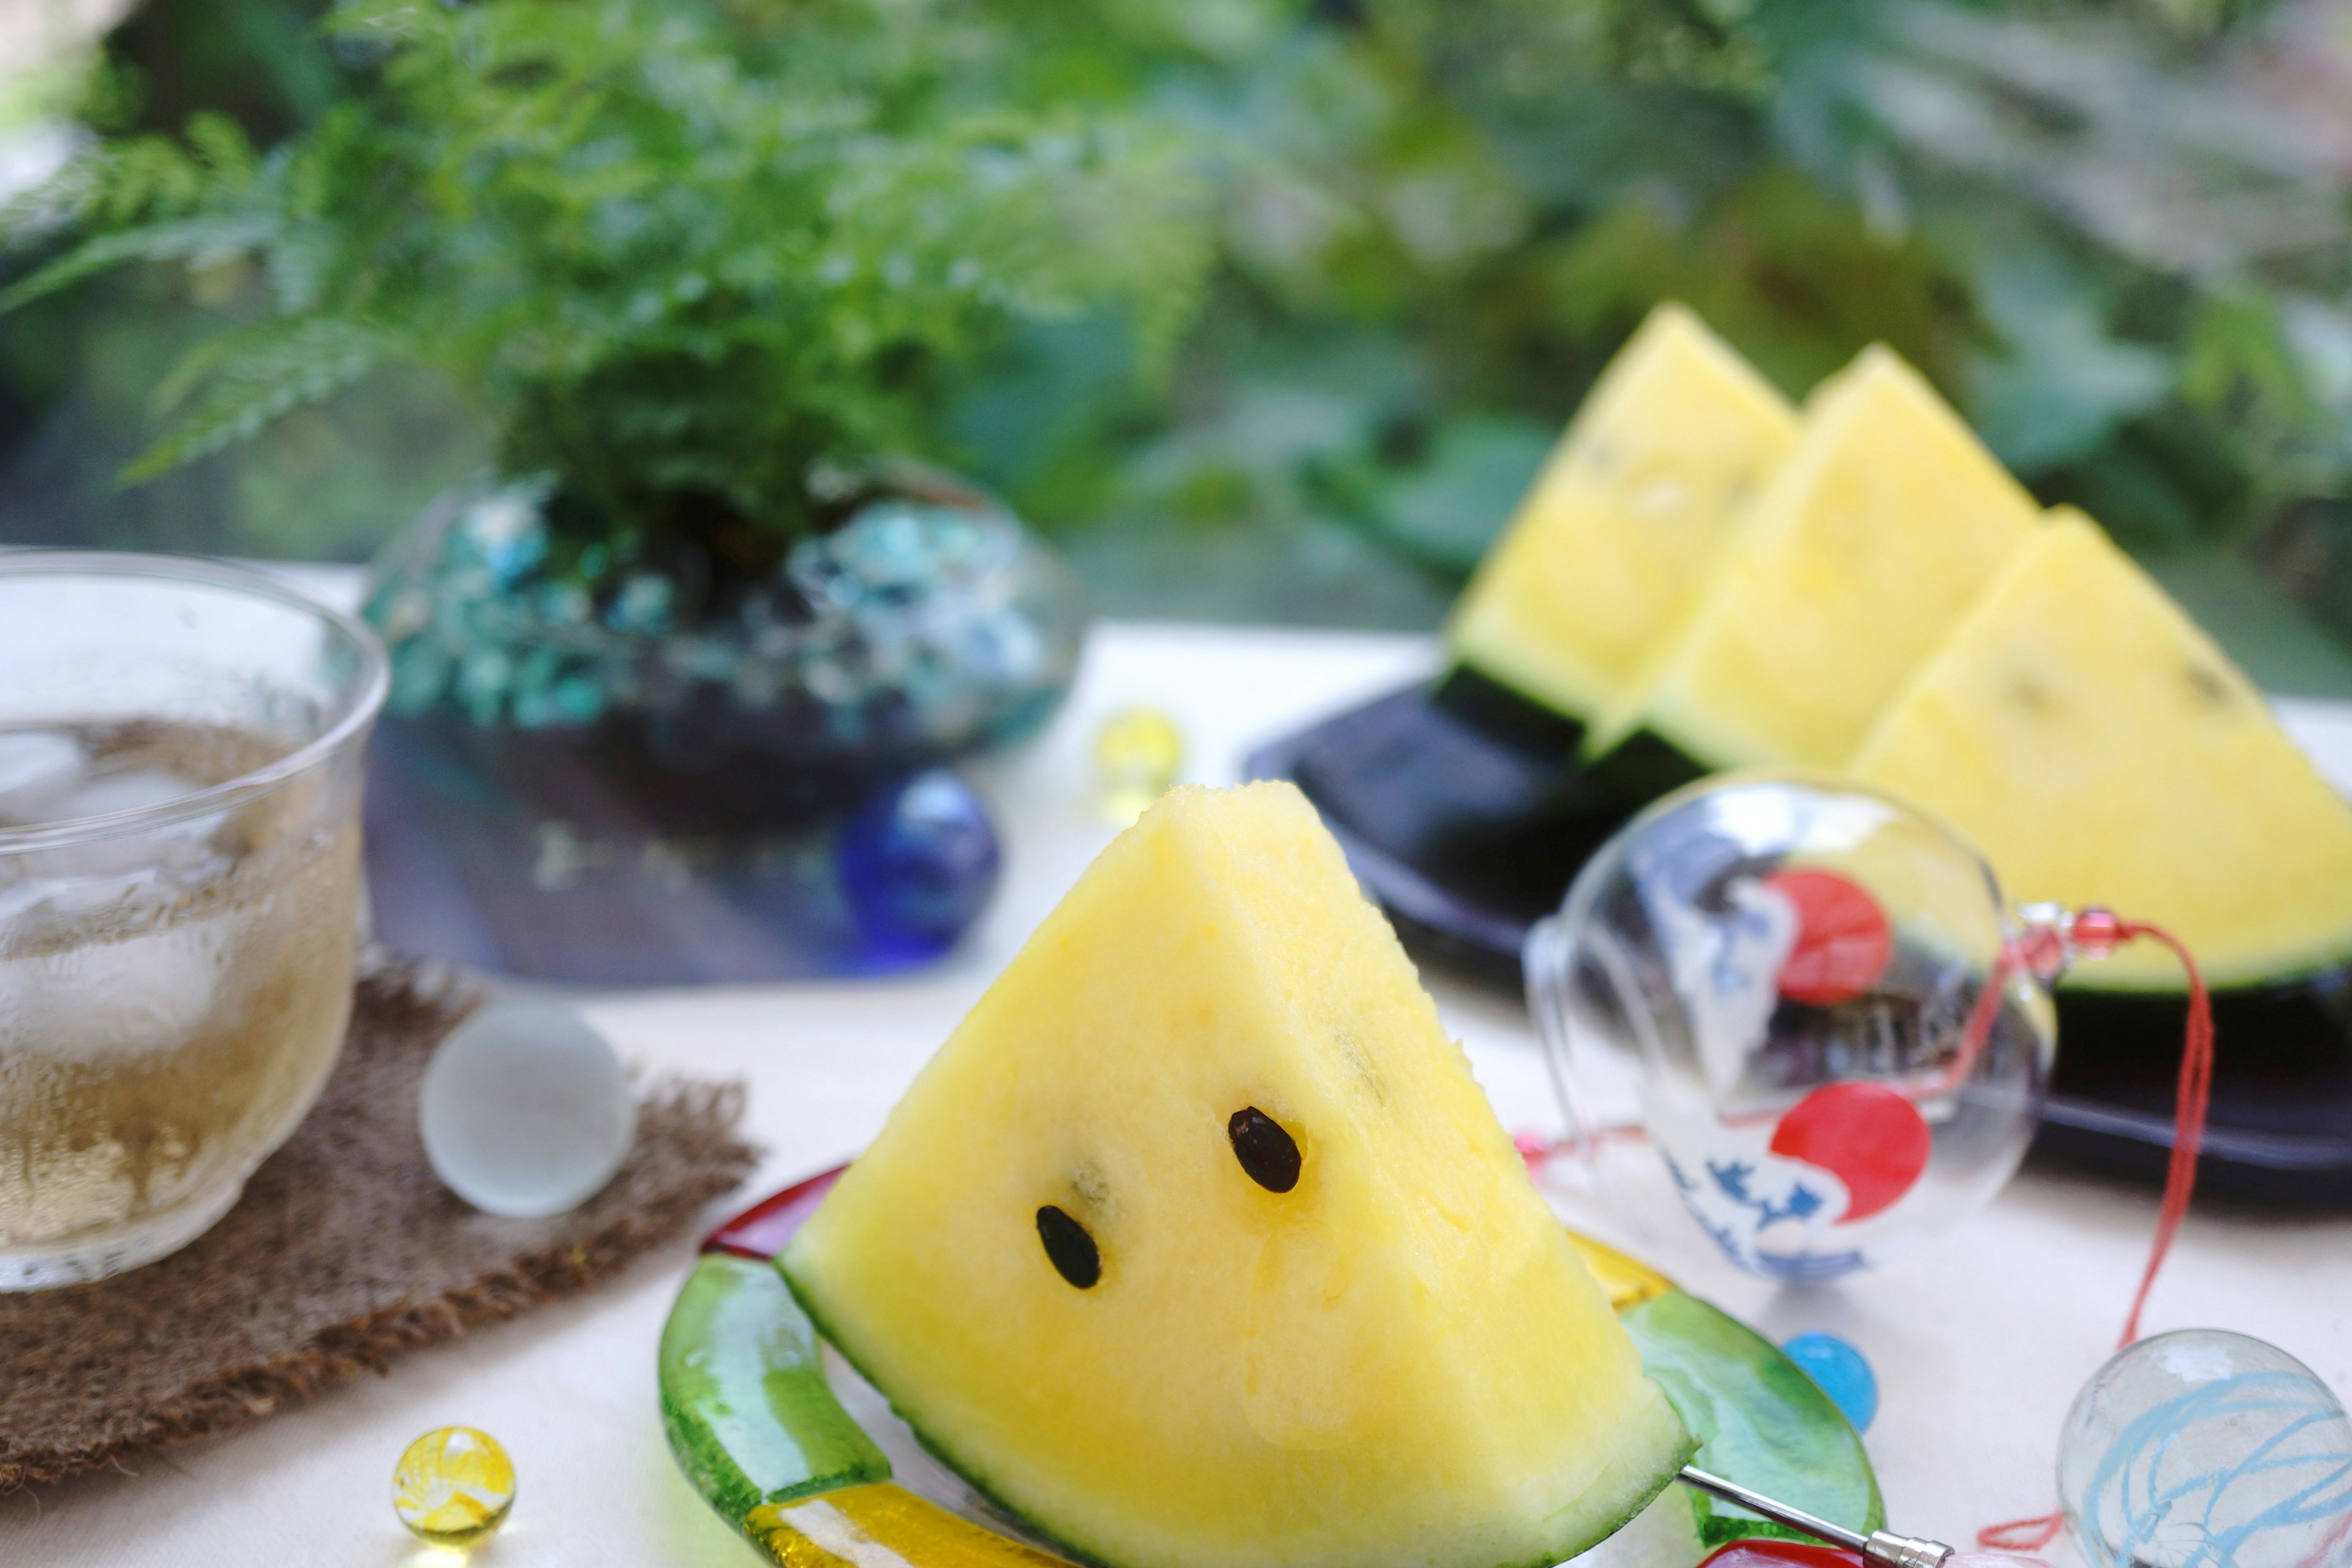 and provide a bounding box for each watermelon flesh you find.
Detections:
[1852,508,2352,992]
[1447,303,1799,731]
[783,782,1691,1568]
[1593,345,2041,770]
